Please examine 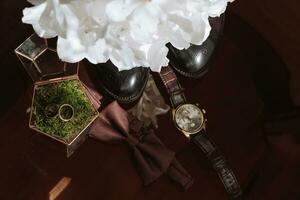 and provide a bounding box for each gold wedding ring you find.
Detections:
[44,104,59,118]
[58,104,74,122]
